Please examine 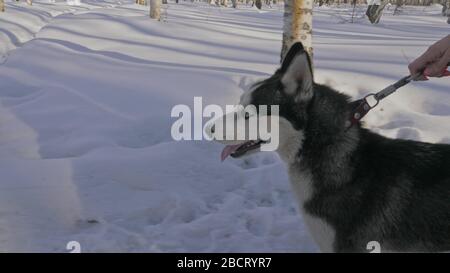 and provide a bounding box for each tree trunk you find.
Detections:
[0,0,4,12]
[443,0,450,16]
[366,0,388,24]
[366,0,377,23]
[393,0,403,15]
[350,0,357,22]
[255,0,262,9]
[231,0,238,8]
[281,0,313,62]
[447,0,450,23]
[150,0,162,20]
[373,0,388,24]
[27,0,33,5]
